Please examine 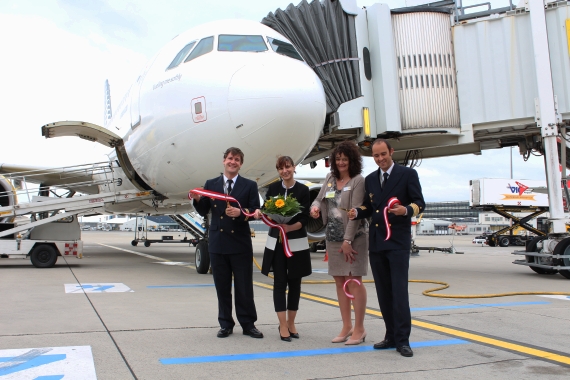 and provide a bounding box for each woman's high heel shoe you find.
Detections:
[288,329,299,339]
[345,332,366,345]
[331,329,353,343]
[279,326,292,342]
